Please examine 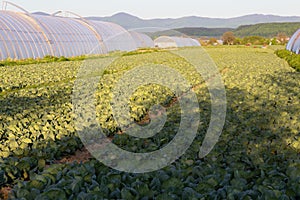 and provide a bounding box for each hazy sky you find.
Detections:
[4,0,300,19]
